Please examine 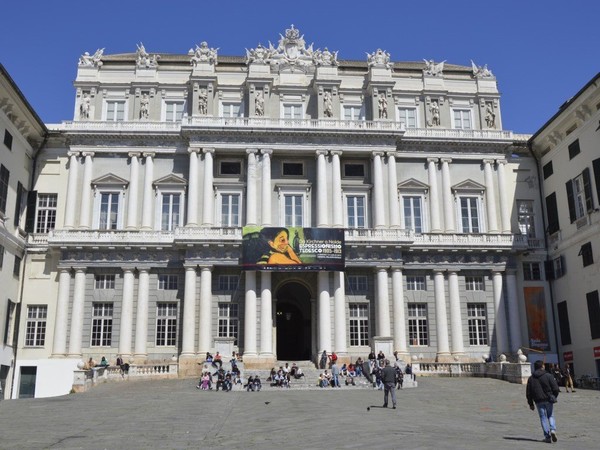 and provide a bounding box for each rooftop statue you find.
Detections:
[136,43,160,68]
[190,41,218,67]
[78,48,104,67]
[313,47,338,66]
[266,25,315,71]
[423,59,445,77]
[245,44,271,65]
[367,49,392,69]
[471,60,494,78]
